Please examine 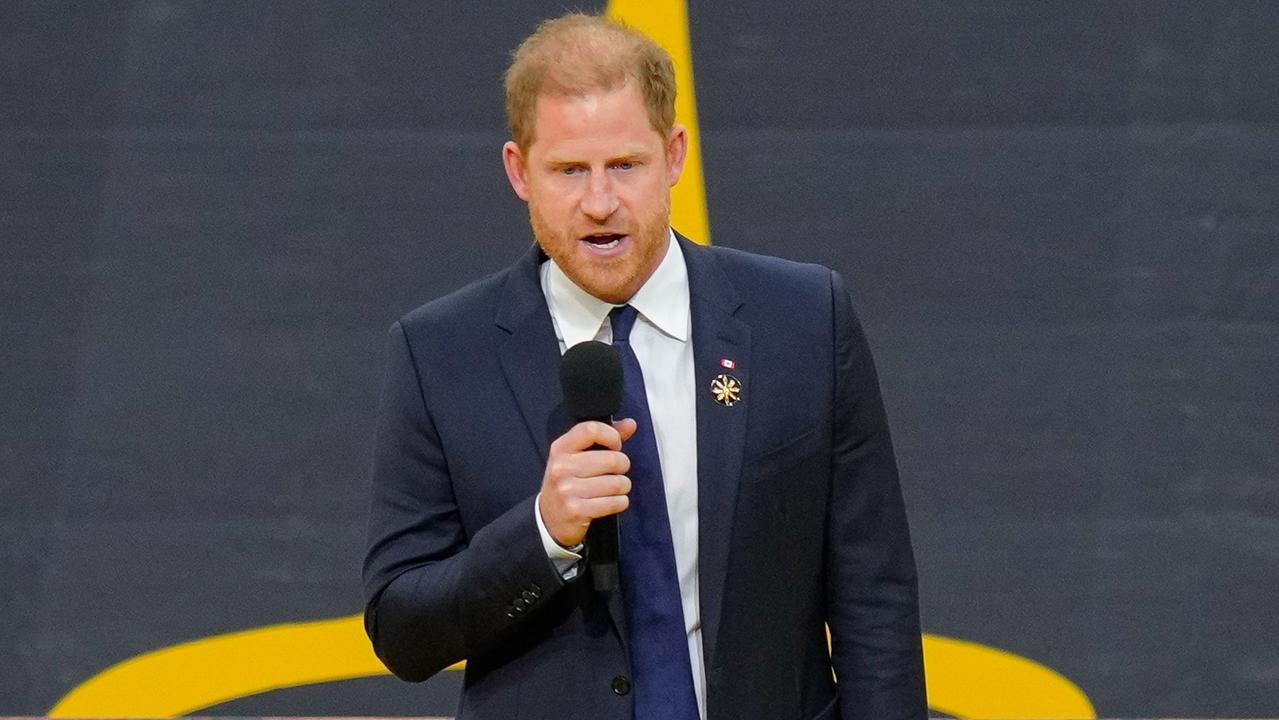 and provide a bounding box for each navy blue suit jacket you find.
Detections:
[363,235,926,720]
